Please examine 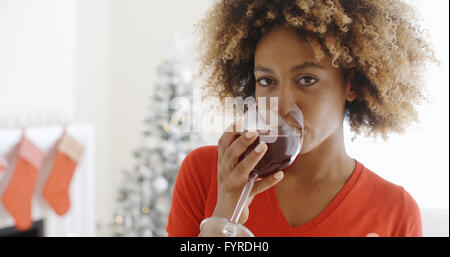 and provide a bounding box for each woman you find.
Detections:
[167,0,436,237]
